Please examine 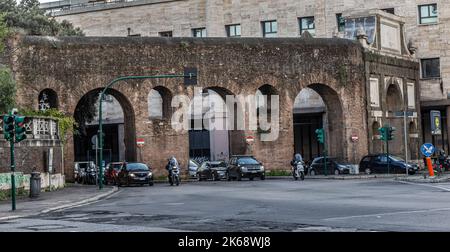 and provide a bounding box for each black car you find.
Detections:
[359,154,418,175]
[197,161,228,181]
[117,163,154,186]
[227,155,265,181]
[309,157,352,176]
